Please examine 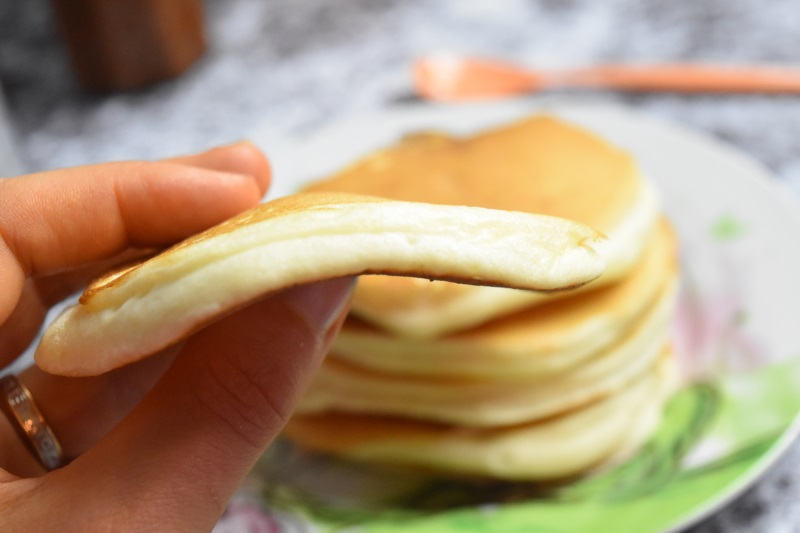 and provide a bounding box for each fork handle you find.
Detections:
[555,64,800,93]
